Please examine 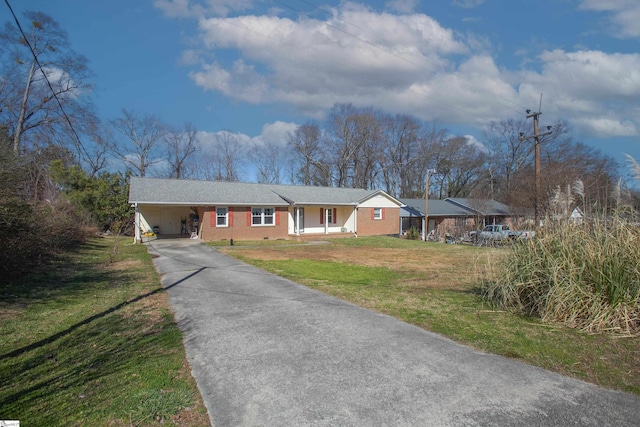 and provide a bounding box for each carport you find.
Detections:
[134,204,200,240]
